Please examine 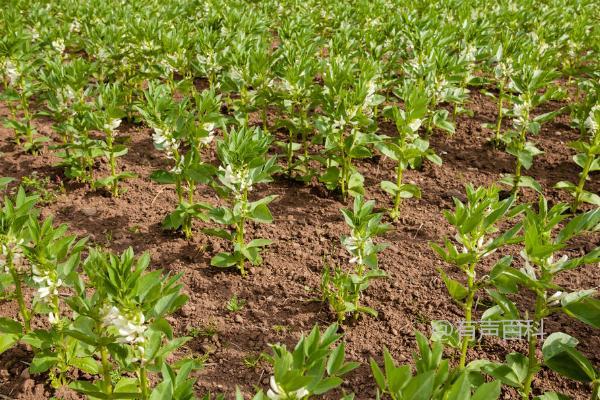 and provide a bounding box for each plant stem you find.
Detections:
[262,107,268,130]
[521,292,545,399]
[592,380,600,400]
[495,84,504,145]
[571,152,592,213]
[337,129,348,200]
[511,126,528,195]
[287,129,294,176]
[139,366,149,400]
[100,346,113,397]
[8,253,31,333]
[106,131,119,197]
[237,188,248,276]
[301,108,309,162]
[459,262,476,369]
[391,164,404,221]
